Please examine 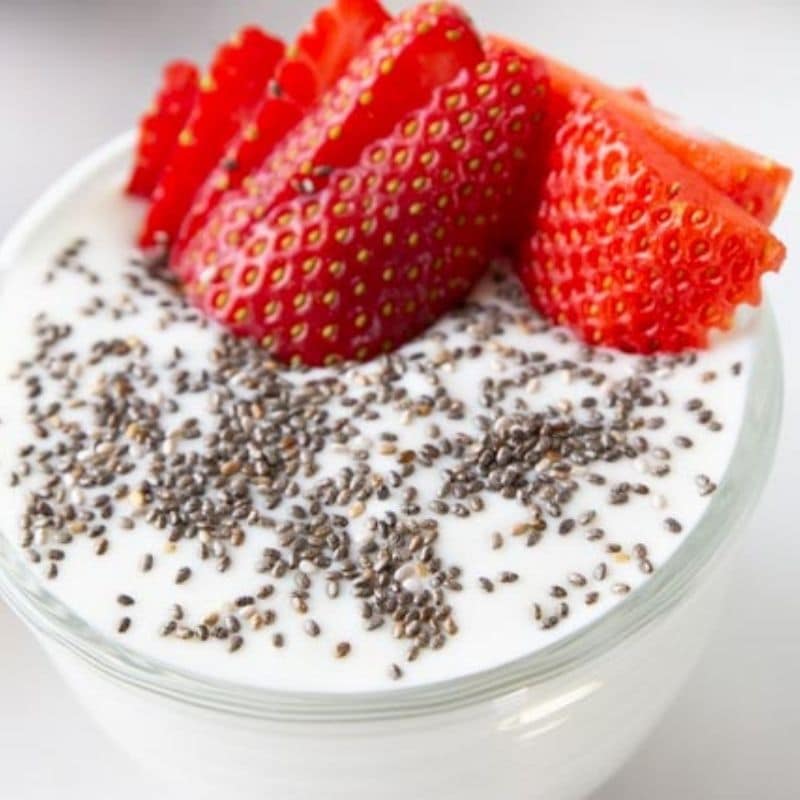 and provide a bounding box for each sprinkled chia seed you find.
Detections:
[175,566,192,584]
[335,641,351,659]
[558,518,575,536]
[663,517,683,534]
